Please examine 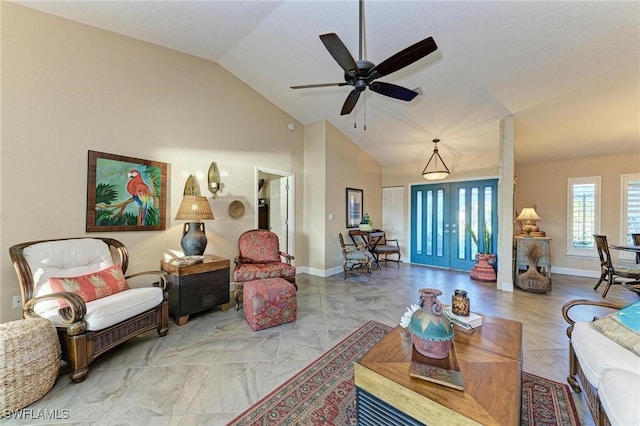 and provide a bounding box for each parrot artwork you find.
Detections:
[127,169,152,226]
